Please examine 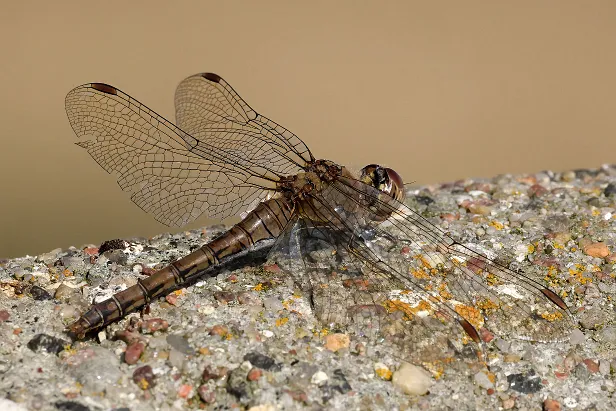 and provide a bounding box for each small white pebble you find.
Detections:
[570,329,586,345]
[599,360,611,375]
[97,330,107,343]
[248,405,276,411]
[473,370,495,389]
[198,305,215,315]
[261,330,274,338]
[392,362,433,395]
[311,371,328,385]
